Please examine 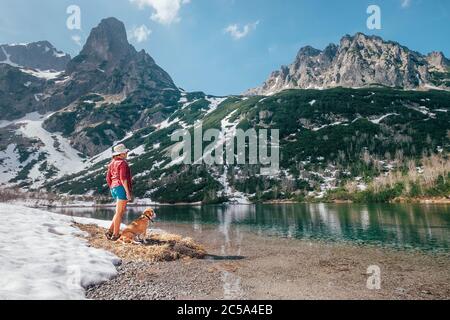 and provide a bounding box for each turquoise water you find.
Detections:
[49,203,450,252]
